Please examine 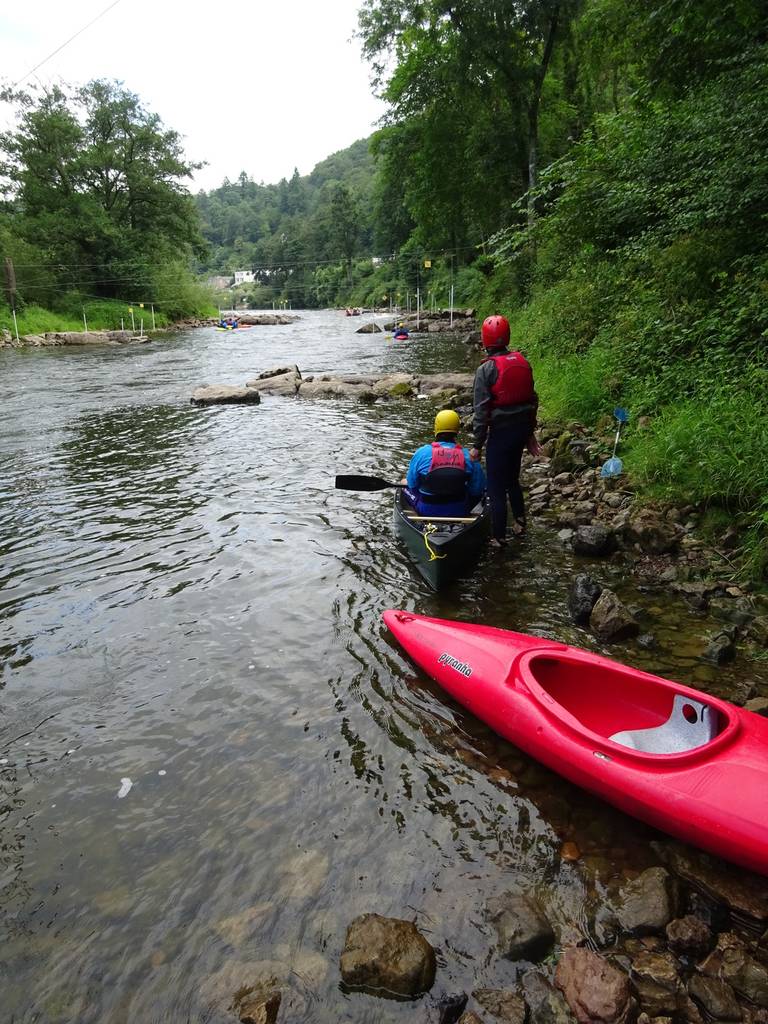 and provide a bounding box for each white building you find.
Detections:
[233,270,256,285]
